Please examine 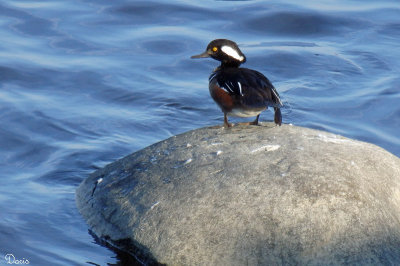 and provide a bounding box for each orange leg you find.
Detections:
[249,114,260,125]
[224,113,233,128]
